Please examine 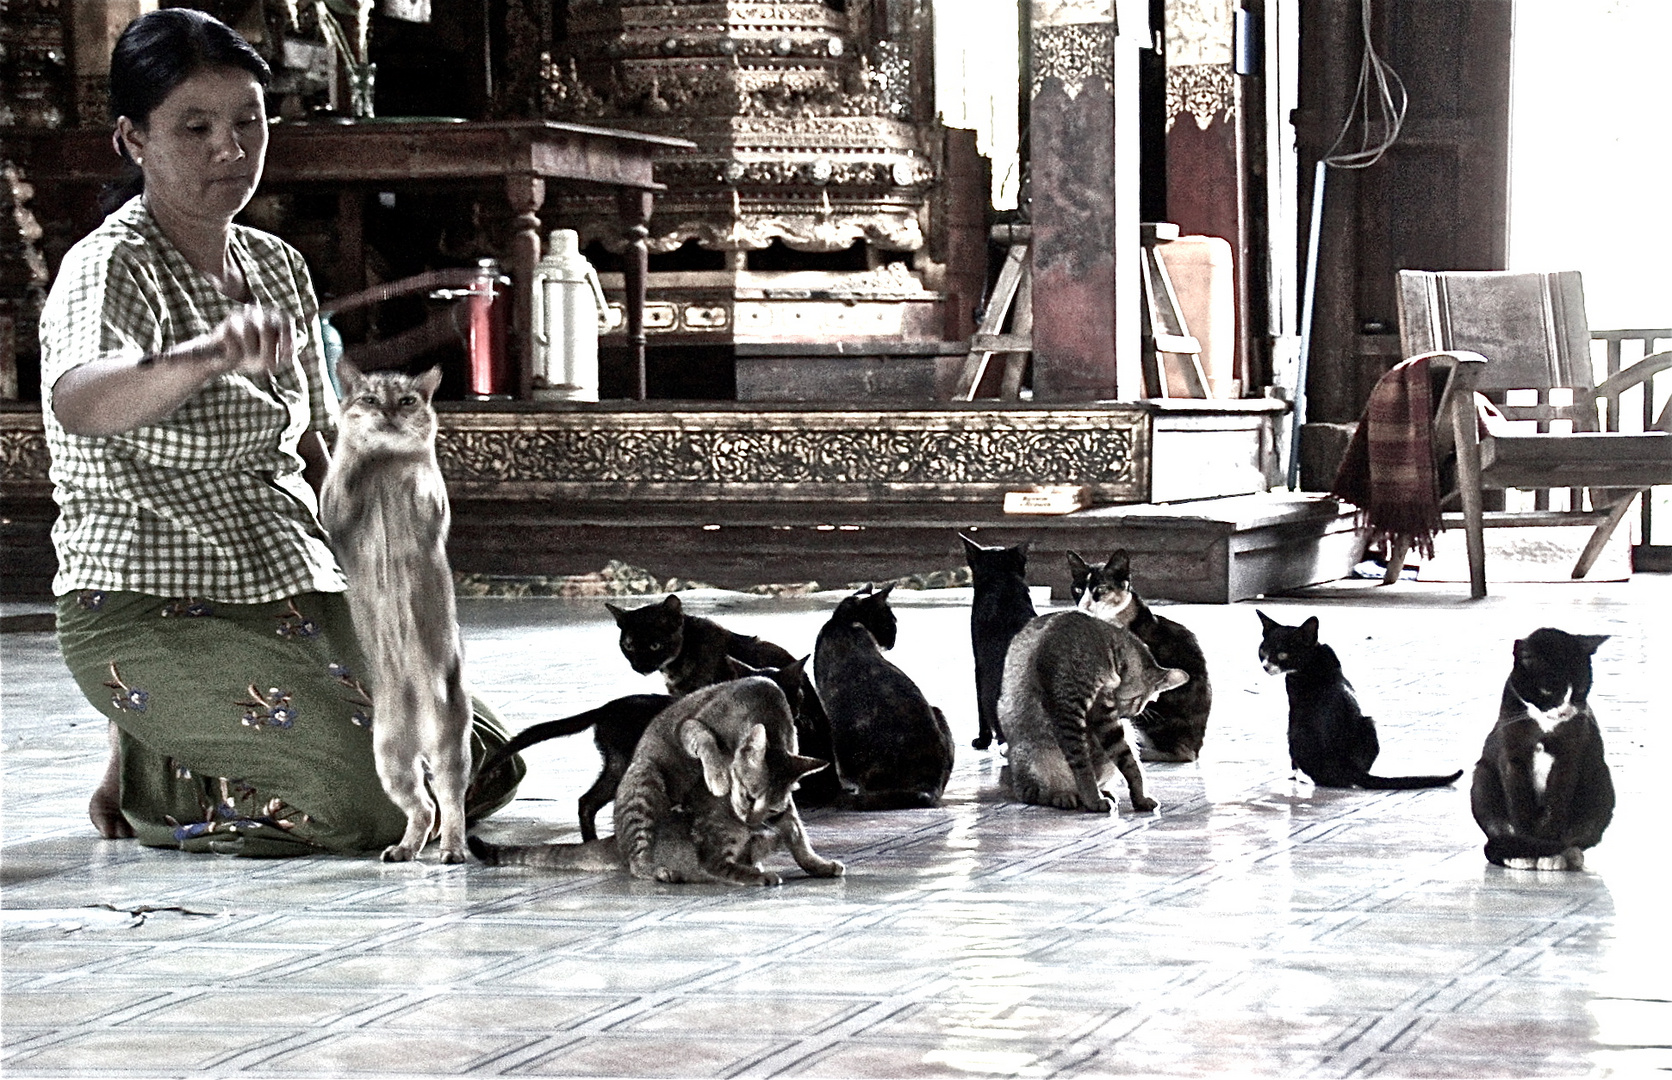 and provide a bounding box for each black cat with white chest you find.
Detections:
[1471,628,1614,871]
[1257,611,1463,790]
